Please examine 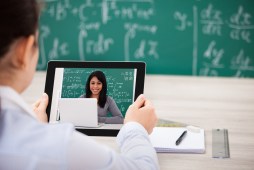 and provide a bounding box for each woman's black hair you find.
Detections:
[85,71,107,108]
[0,0,40,58]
